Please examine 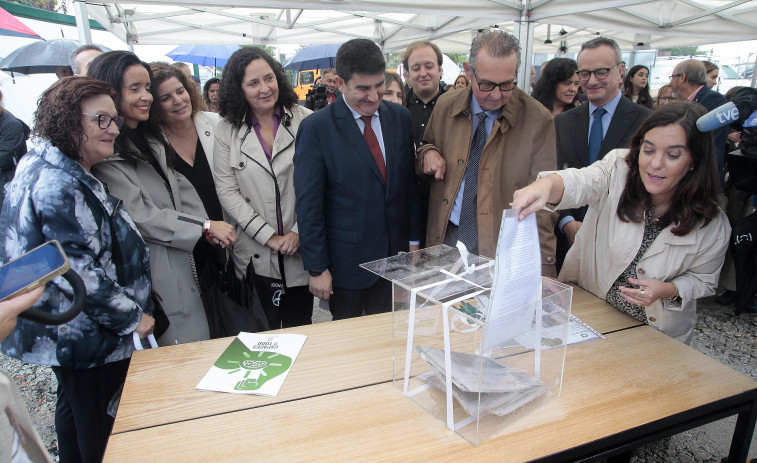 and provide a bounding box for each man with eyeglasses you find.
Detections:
[553,37,651,271]
[670,59,728,187]
[416,30,558,277]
